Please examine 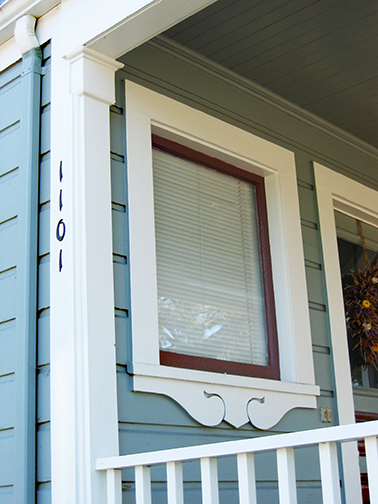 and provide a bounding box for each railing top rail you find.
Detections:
[96,420,378,471]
